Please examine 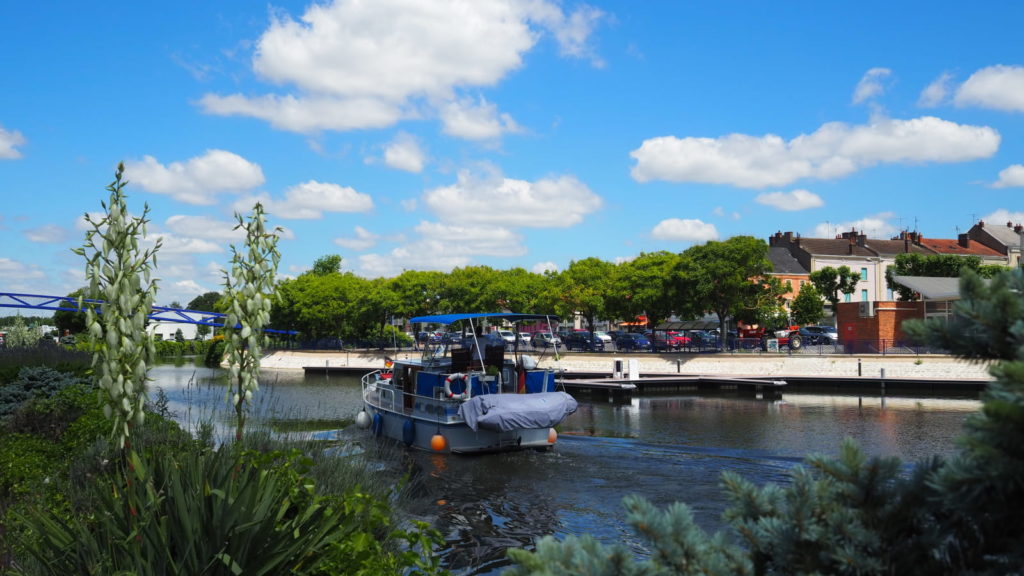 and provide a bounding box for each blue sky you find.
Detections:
[2,1,1023,307]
